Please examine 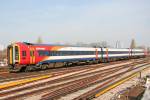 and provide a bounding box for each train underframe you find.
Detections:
[8,55,145,72]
